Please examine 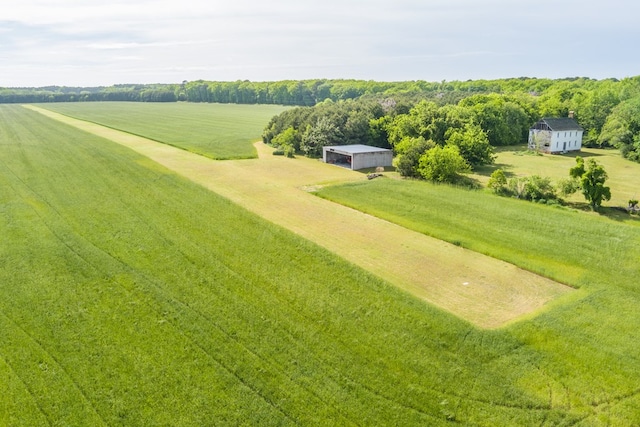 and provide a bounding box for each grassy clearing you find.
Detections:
[472,145,640,208]
[37,101,289,160]
[27,106,572,329]
[0,104,606,425]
